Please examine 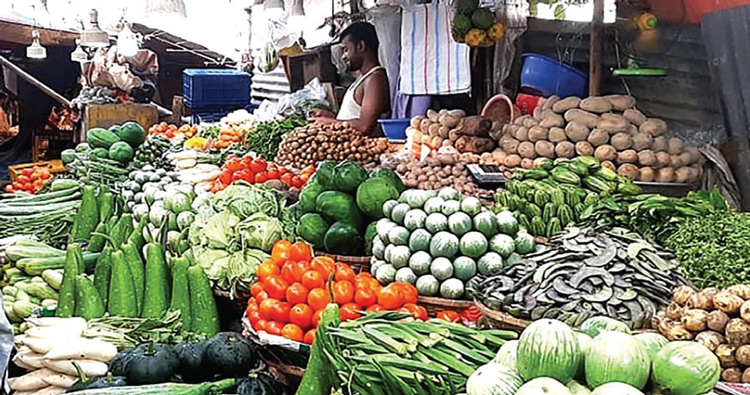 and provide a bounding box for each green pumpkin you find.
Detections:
[203,332,258,378]
[124,342,180,385]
